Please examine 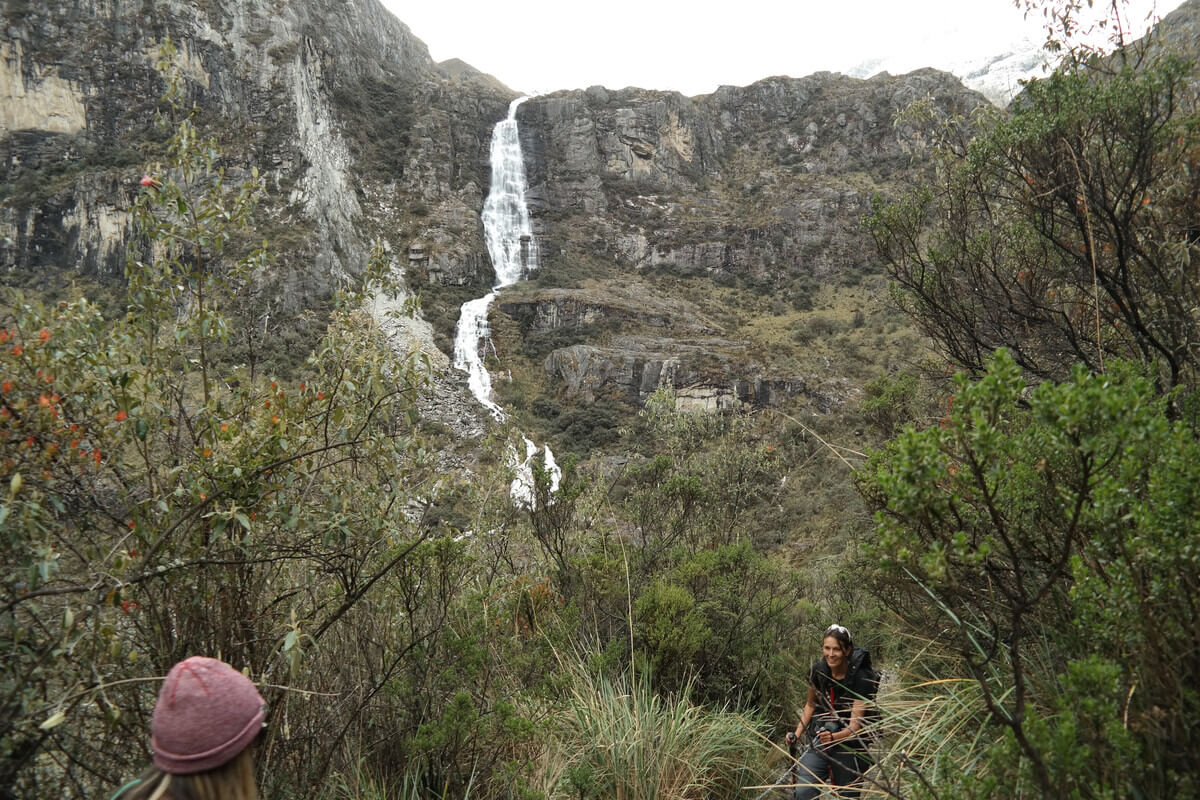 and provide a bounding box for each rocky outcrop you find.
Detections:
[500,68,986,407]
[543,337,851,413]
[517,69,985,285]
[1,40,87,136]
[544,338,745,404]
[497,284,718,335]
[1156,0,1200,52]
